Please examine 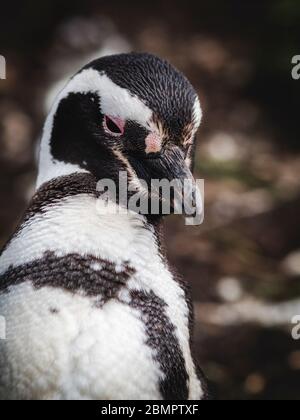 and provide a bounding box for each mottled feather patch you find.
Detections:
[49,307,59,314]
[0,252,135,306]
